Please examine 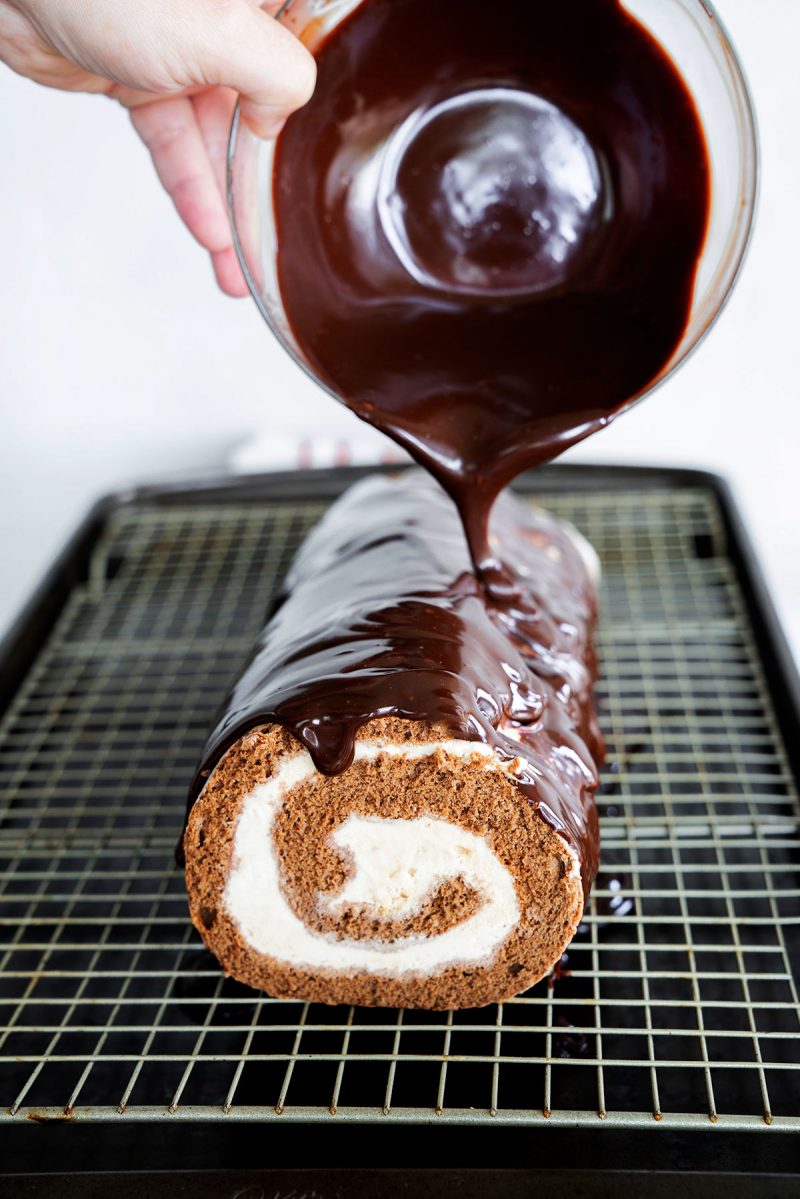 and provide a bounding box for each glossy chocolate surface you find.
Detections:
[189,473,602,894]
[273,0,710,571]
